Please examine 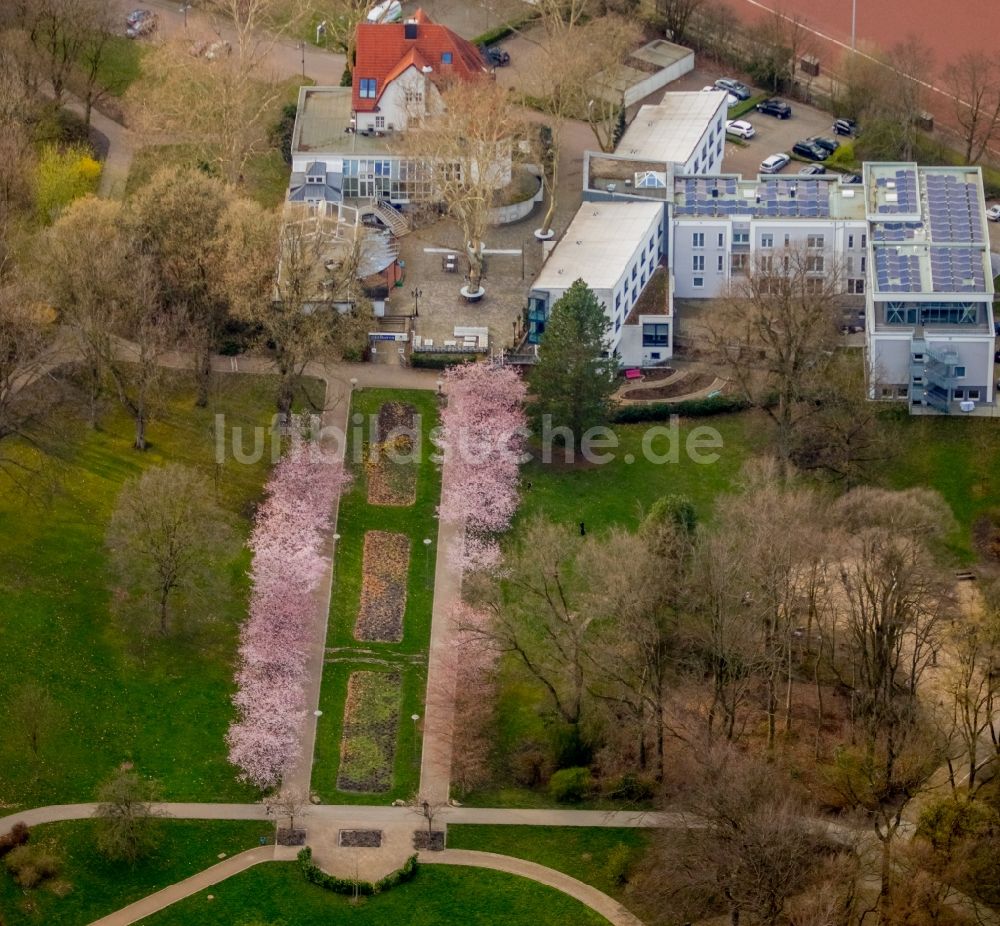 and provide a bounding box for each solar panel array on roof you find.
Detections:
[673,177,832,218]
[874,247,923,292]
[872,222,922,242]
[925,173,985,243]
[875,168,918,214]
[929,246,987,293]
